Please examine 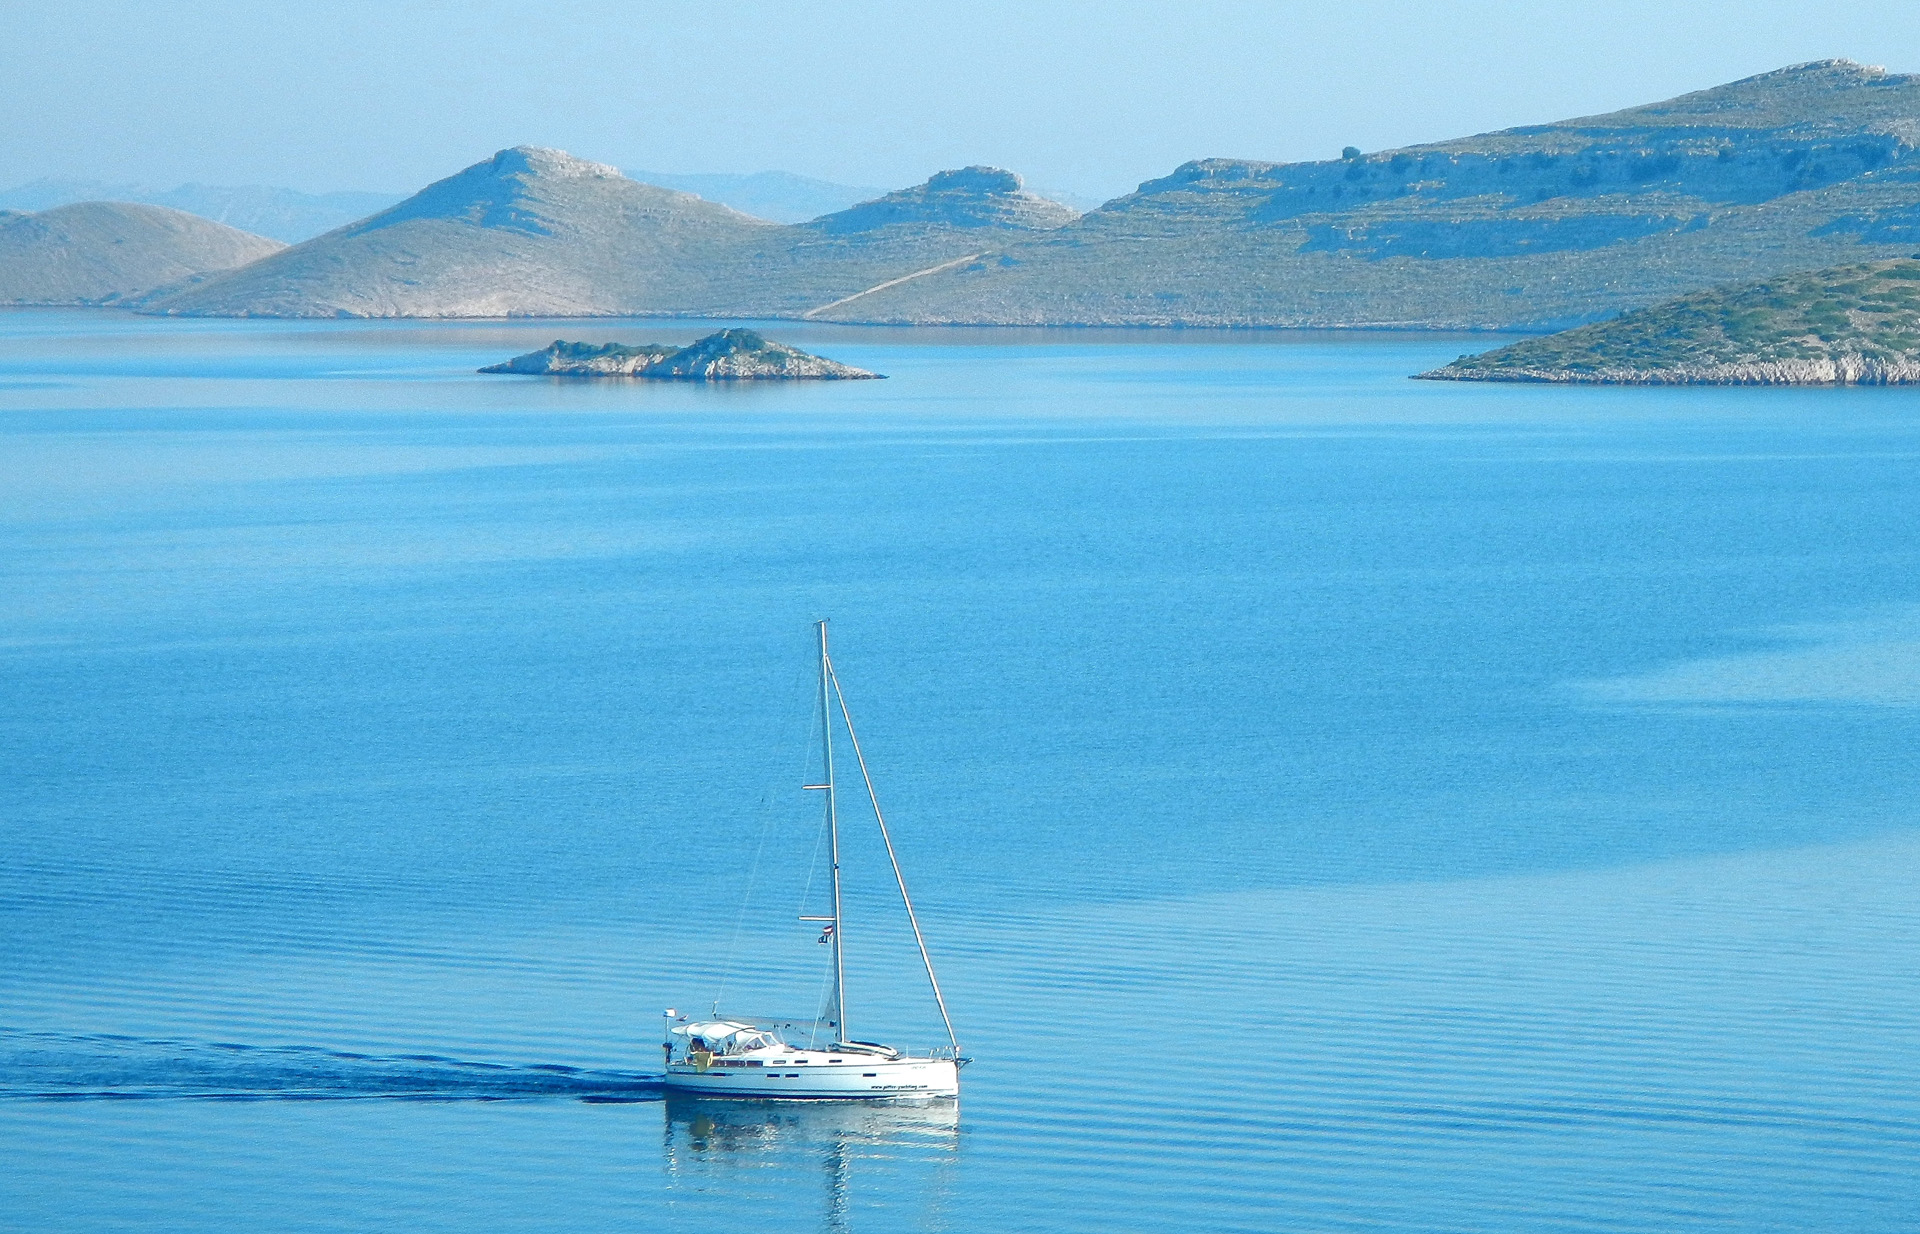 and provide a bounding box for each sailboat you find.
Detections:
[661,622,965,1100]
